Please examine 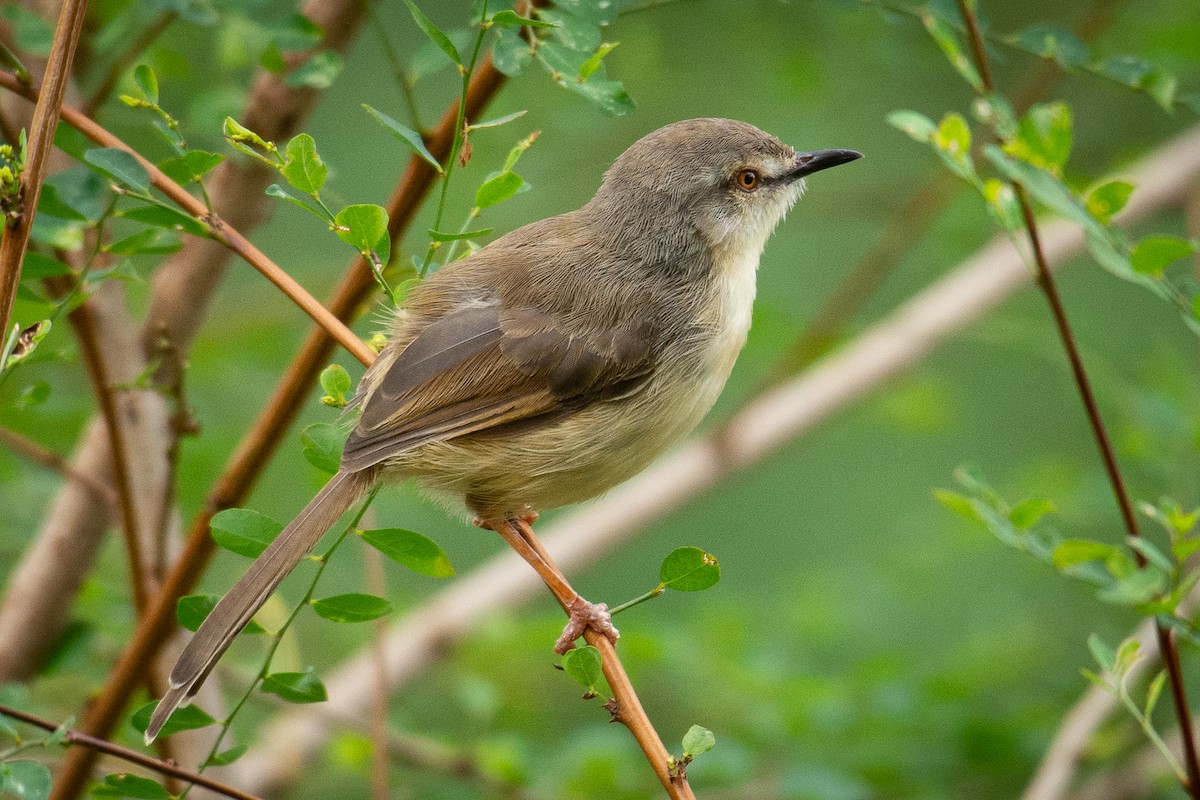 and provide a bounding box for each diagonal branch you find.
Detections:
[0,0,87,353]
[234,124,1200,796]
[0,424,117,507]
